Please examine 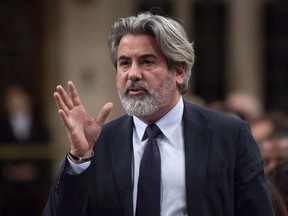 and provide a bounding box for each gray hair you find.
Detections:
[107,12,195,94]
